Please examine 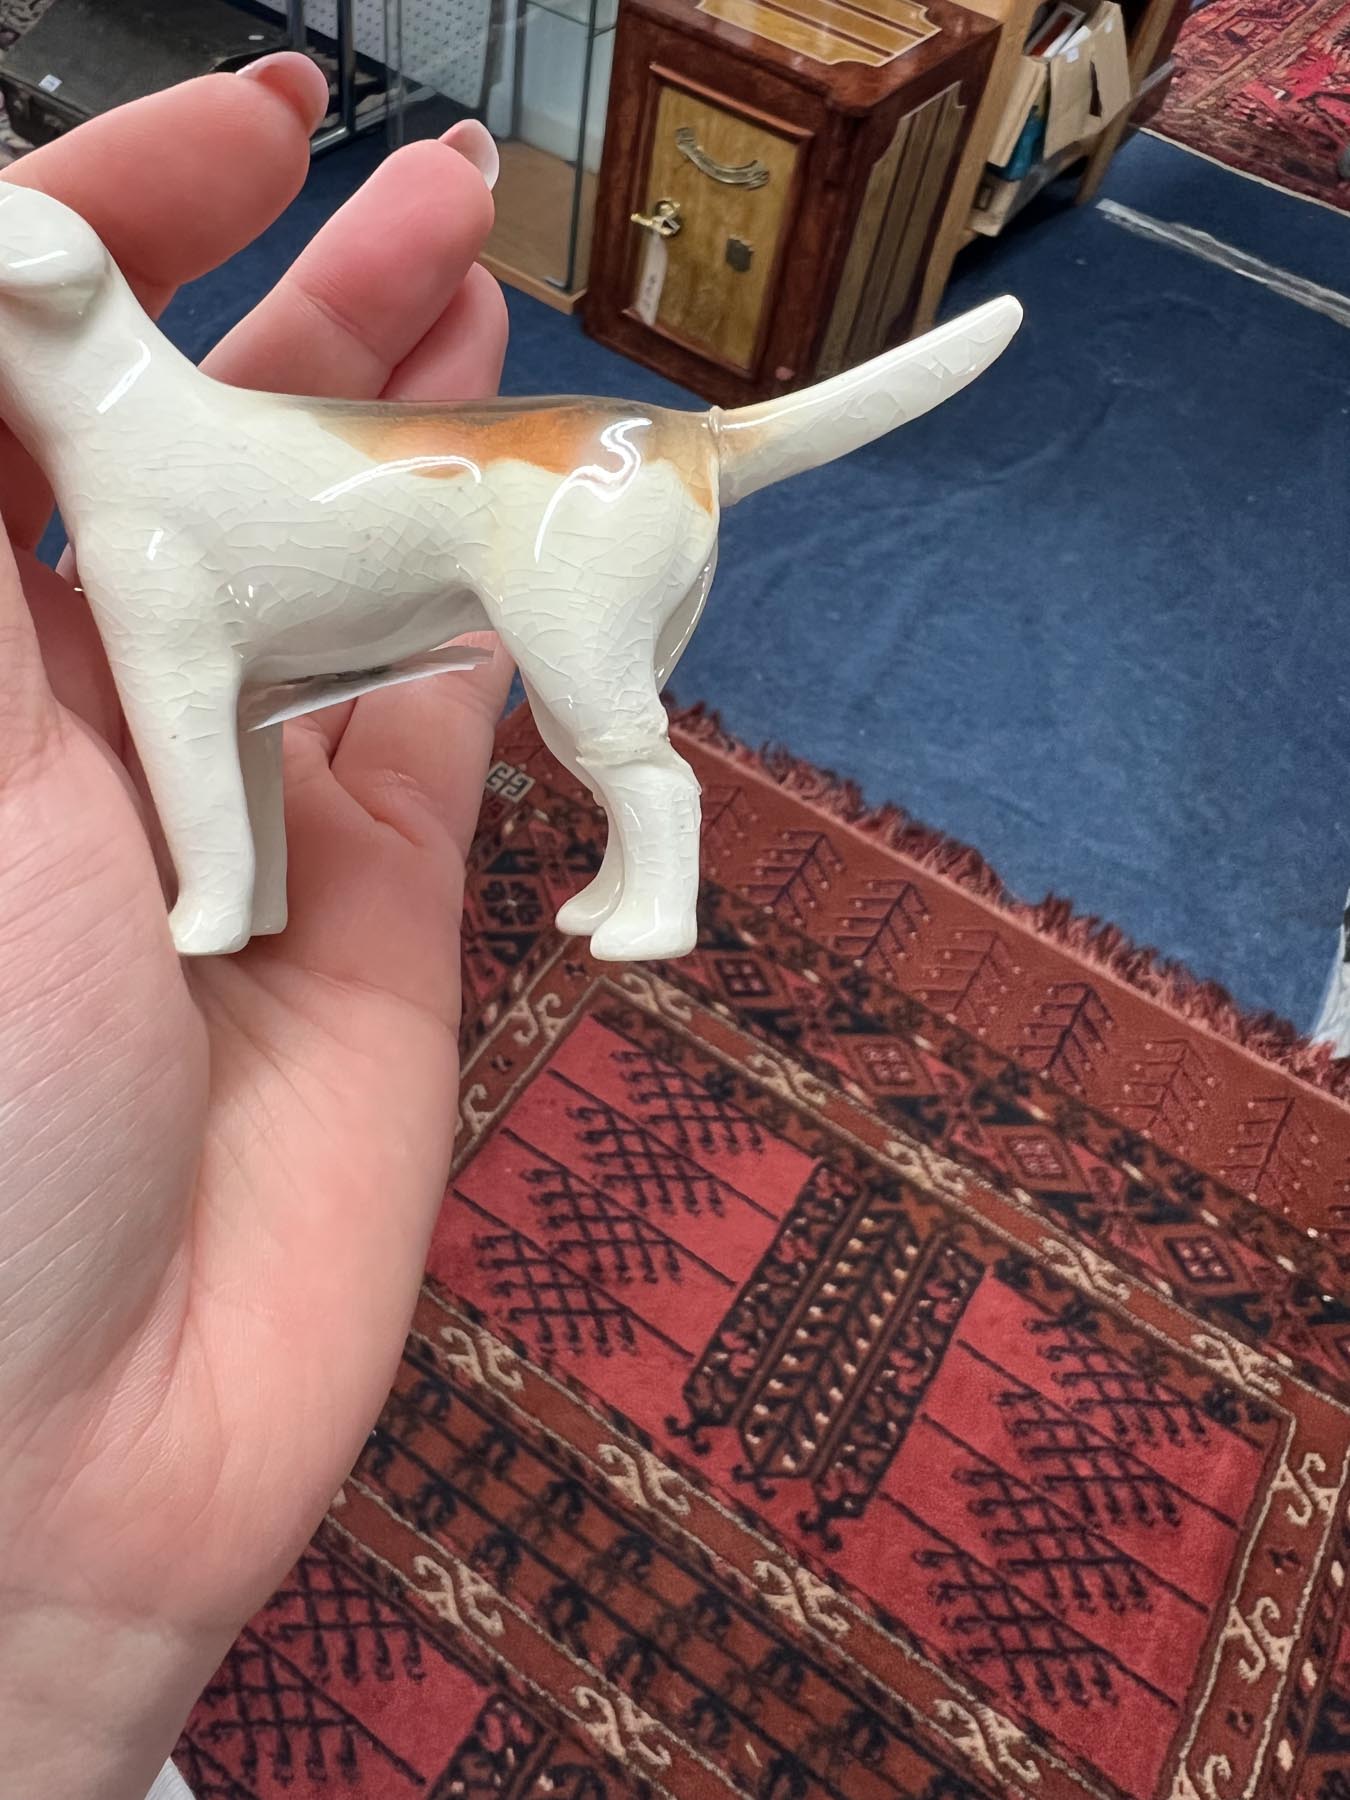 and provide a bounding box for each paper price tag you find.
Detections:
[634,235,668,328]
